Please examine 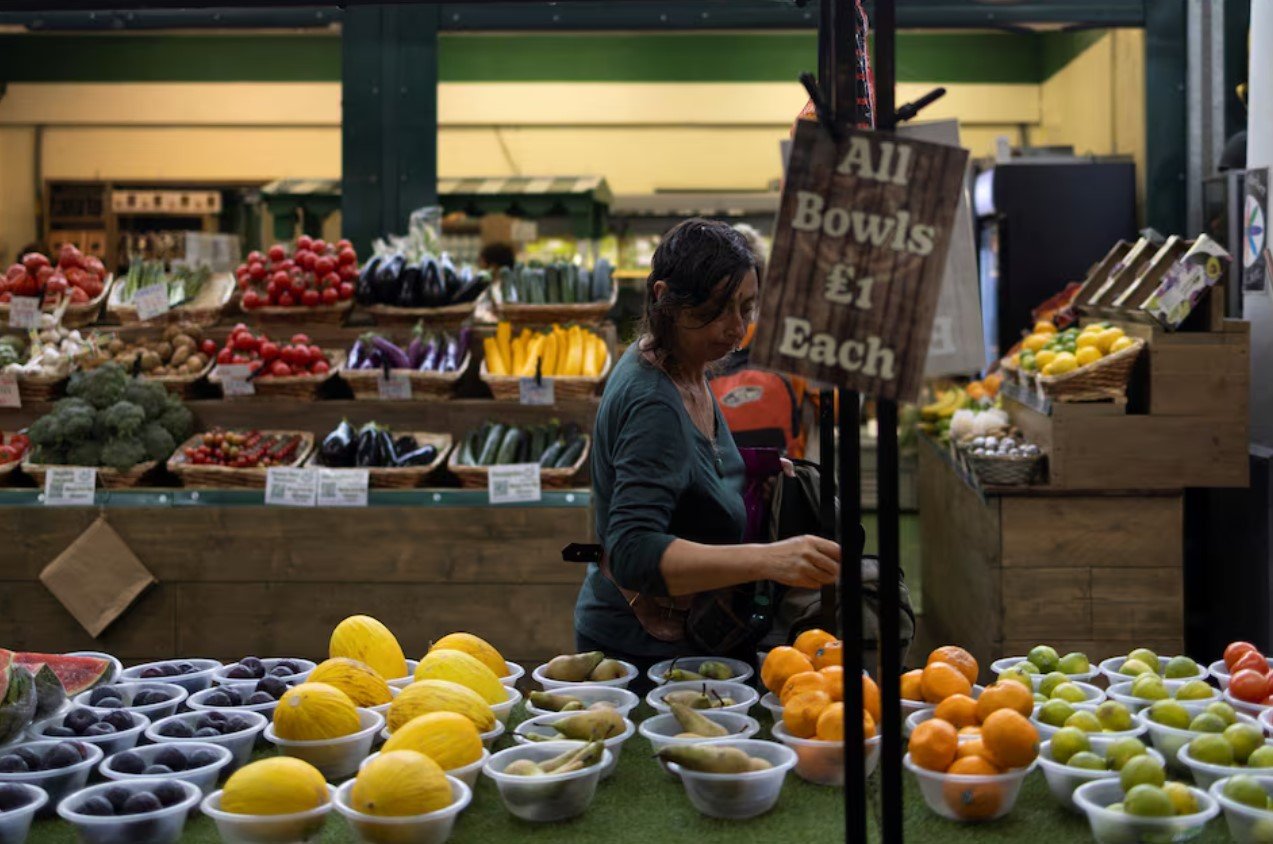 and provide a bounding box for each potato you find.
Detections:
[140,350,161,372]
[170,345,192,367]
[107,338,125,354]
[162,324,183,341]
[183,356,205,373]
[155,341,173,360]
[172,334,196,351]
